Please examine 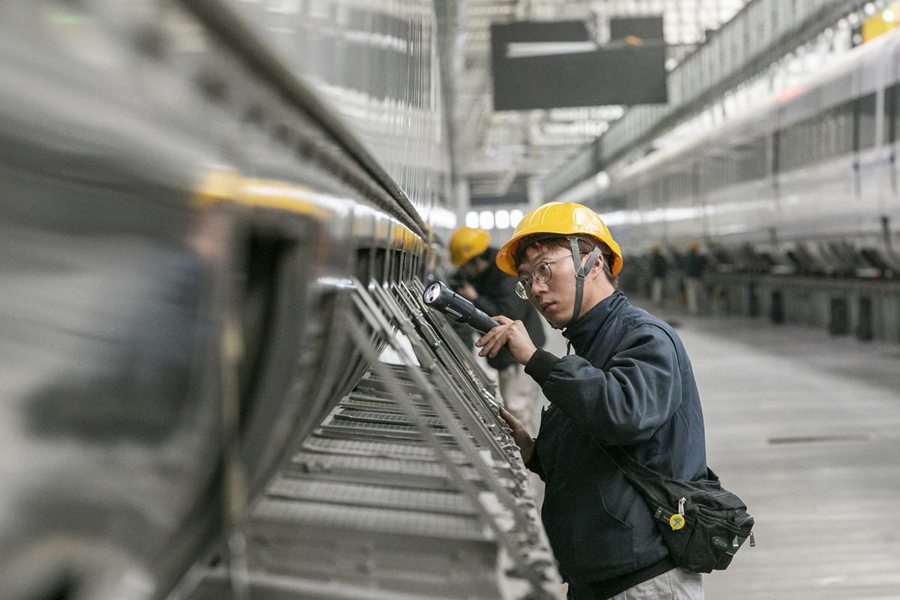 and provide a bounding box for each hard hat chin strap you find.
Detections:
[566,237,602,329]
